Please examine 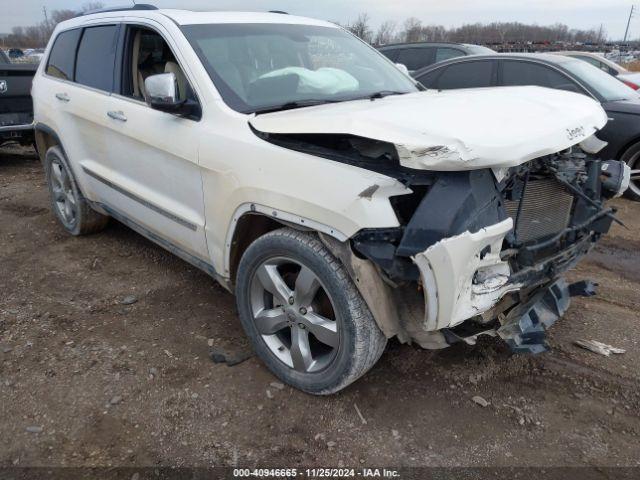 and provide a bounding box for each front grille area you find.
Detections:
[504,178,574,244]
